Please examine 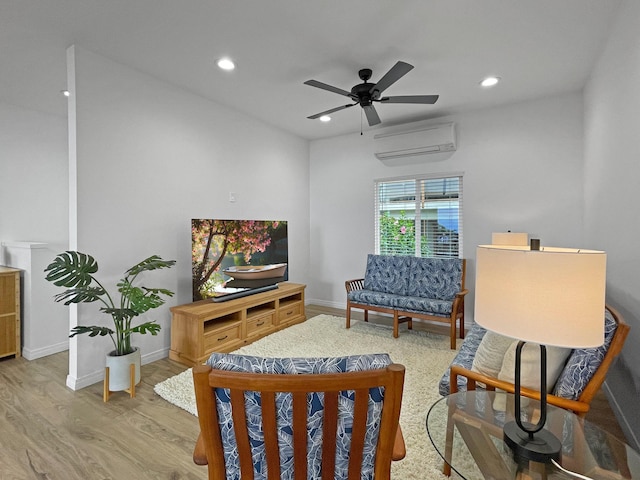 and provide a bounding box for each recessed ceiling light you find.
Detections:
[319,115,331,122]
[217,57,235,71]
[480,76,500,88]
[61,89,70,97]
